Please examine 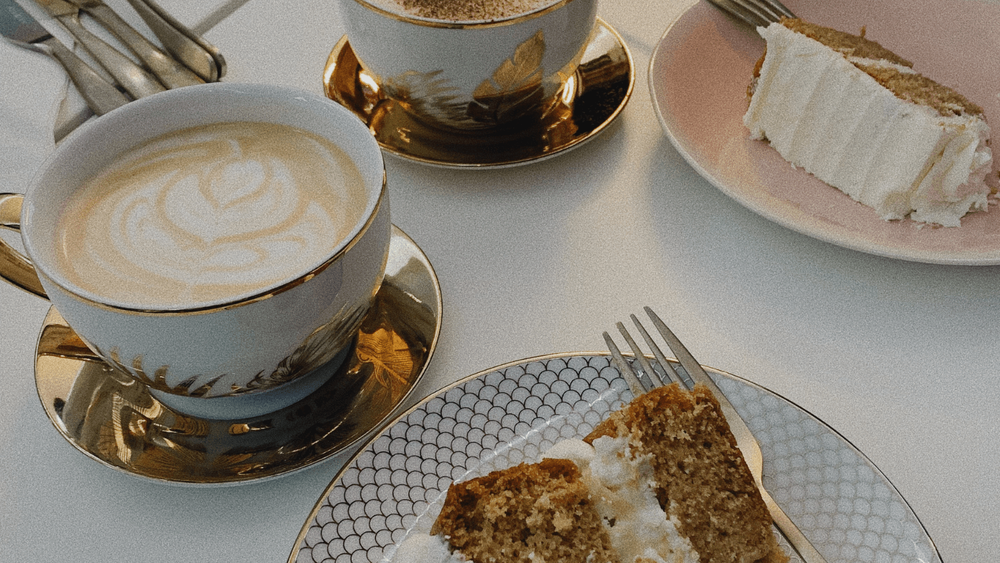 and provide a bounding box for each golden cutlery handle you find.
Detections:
[760,487,827,562]
[40,37,129,115]
[84,3,203,88]
[125,0,222,82]
[57,13,165,98]
[0,194,47,299]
